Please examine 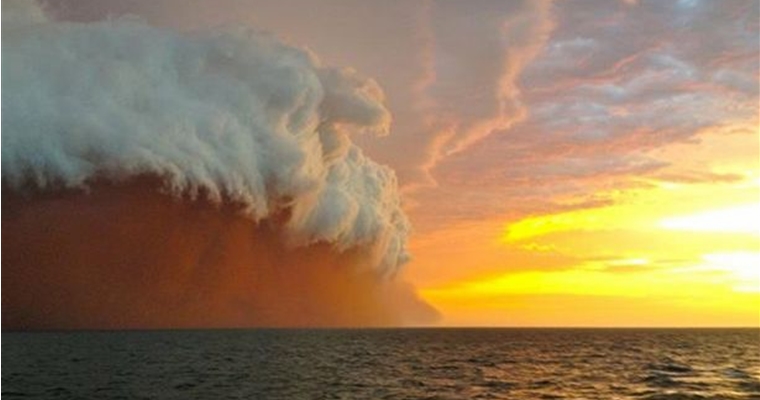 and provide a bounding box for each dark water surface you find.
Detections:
[3,328,759,399]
